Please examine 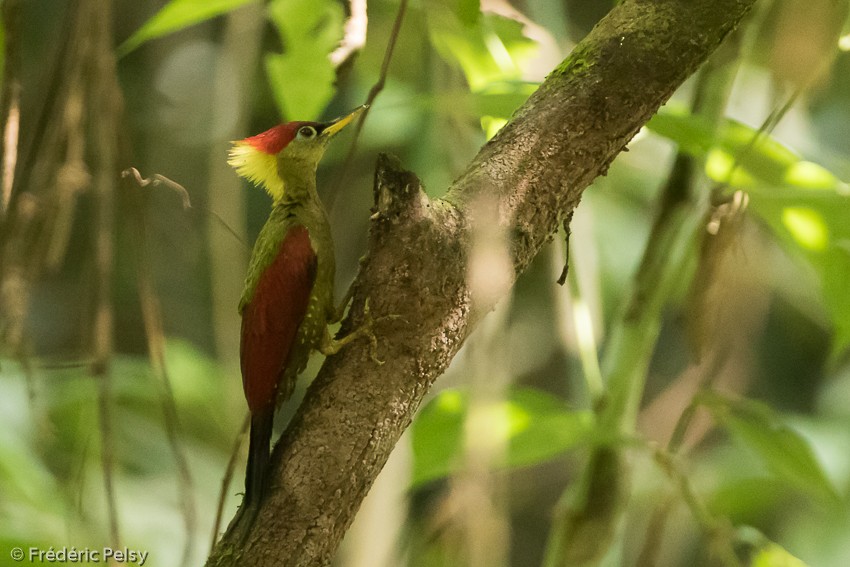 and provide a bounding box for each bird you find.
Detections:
[226,105,367,533]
